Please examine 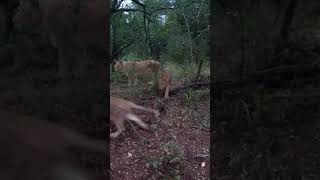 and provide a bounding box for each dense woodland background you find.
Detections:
[110,0,210,83]
[213,0,320,180]
[110,0,210,179]
[1,0,320,179]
